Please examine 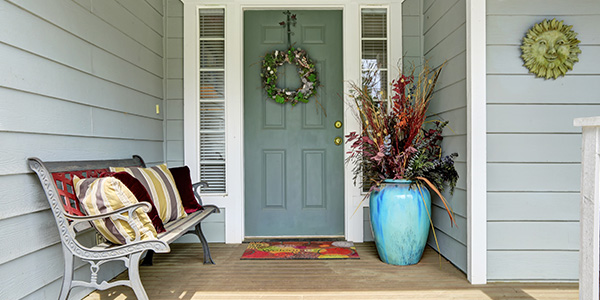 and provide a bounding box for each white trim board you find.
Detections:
[182,0,404,245]
[466,0,487,284]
